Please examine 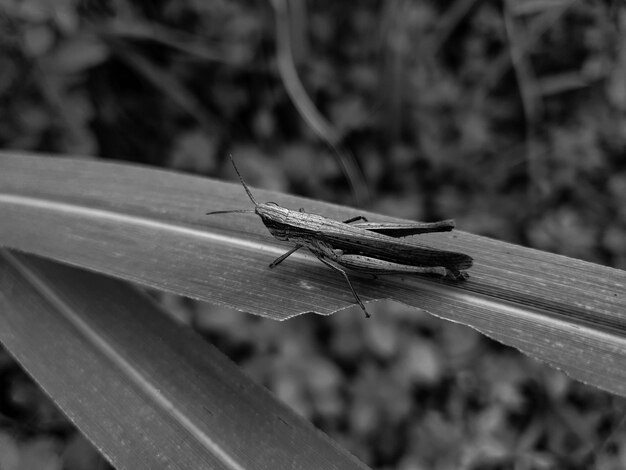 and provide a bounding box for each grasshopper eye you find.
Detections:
[266,202,279,206]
